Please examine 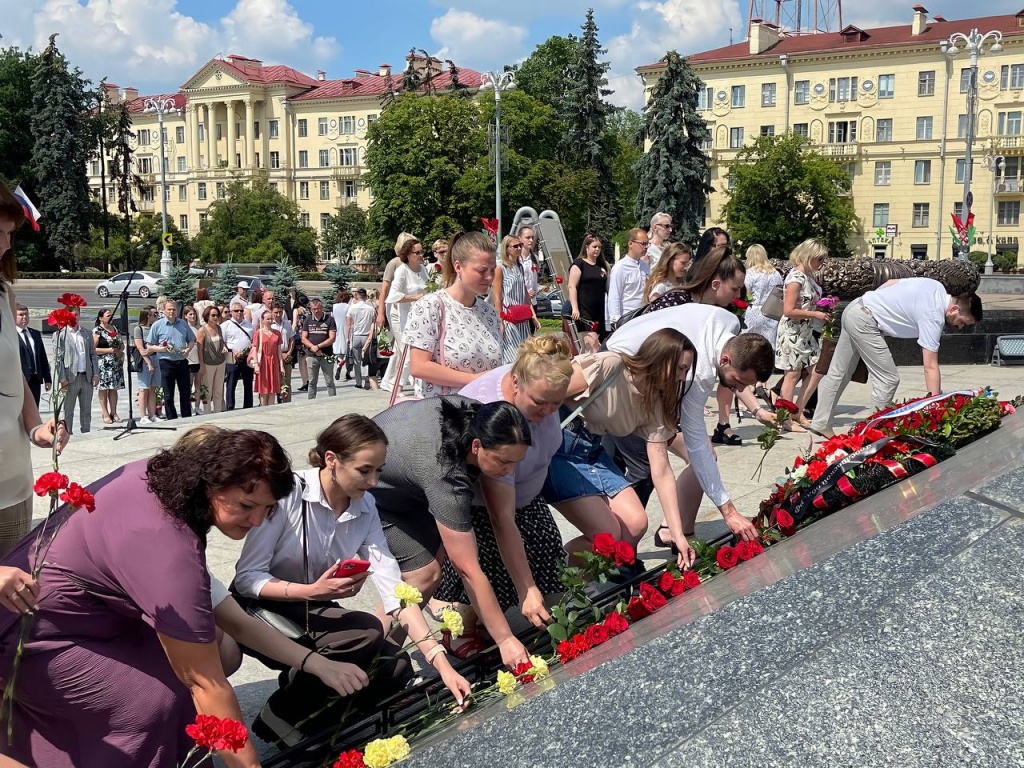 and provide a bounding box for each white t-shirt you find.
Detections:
[332,302,350,355]
[607,303,740,507]
[348,301,376,338]
[862,278,949,352]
